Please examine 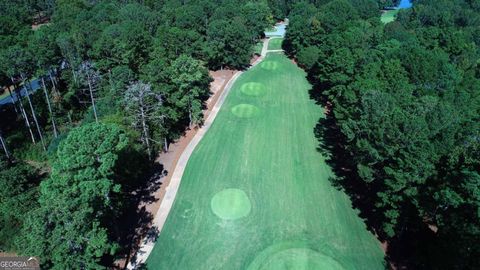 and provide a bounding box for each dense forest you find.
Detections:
[1,0,479,269]
[0,0,272,268]
[284,0,480,268]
